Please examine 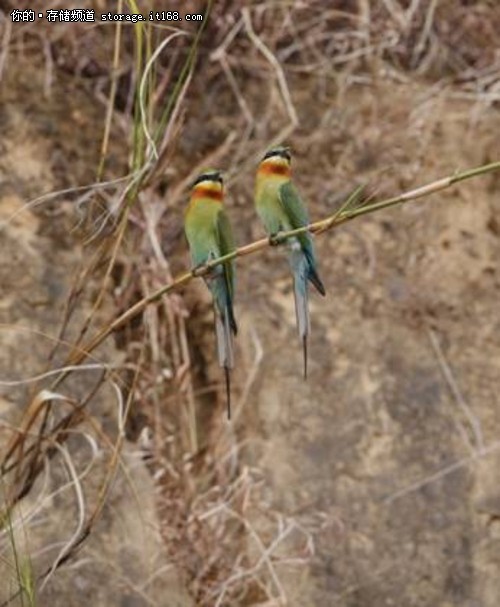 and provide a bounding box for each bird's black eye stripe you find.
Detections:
[191,172,223,188]
[192,174,207,187]
[263,148,291,161]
